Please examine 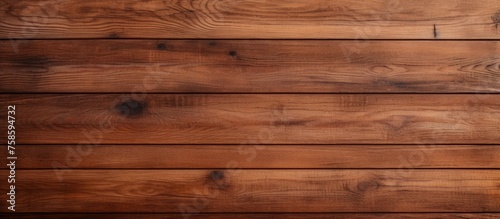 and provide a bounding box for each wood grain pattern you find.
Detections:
[2,1,499,215]
[1,0,500,39]
[3,145,499,169]
[1,170,499,212]
[2,213,500,219]
[1,94,499,144]
[2,40,500,93]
